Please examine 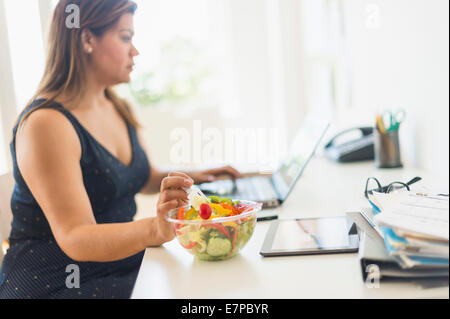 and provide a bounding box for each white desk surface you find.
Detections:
[132,157,449,299]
